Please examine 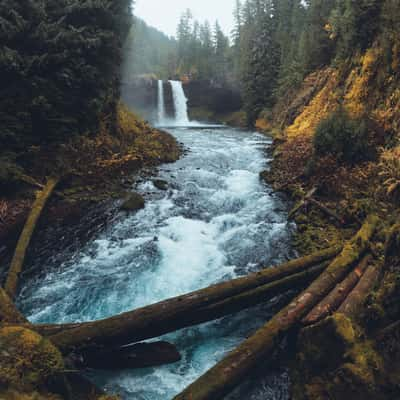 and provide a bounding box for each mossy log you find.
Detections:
[302,254,372,326]
[4,177,60,298]
[172,215,378,400]
[337,262,383,319]
[0,287,28,324]
[79,341,181,370]
[32,247,341,353]
[288,187,317,219]
[307,197,345,226]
